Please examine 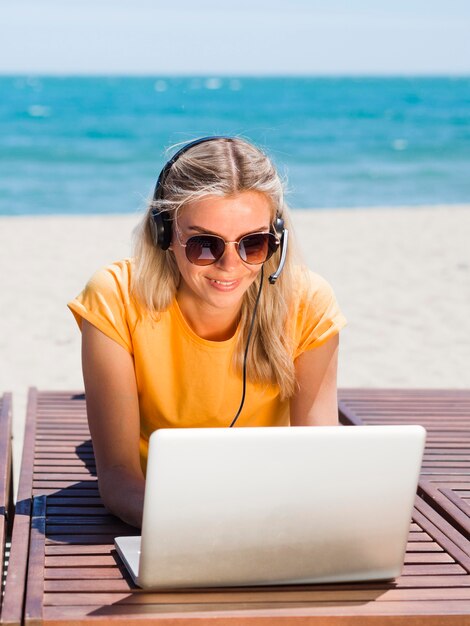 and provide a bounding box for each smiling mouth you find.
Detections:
[210,279,238,286]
